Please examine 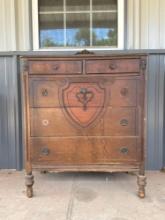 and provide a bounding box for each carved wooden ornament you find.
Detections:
[59,81,106,128]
